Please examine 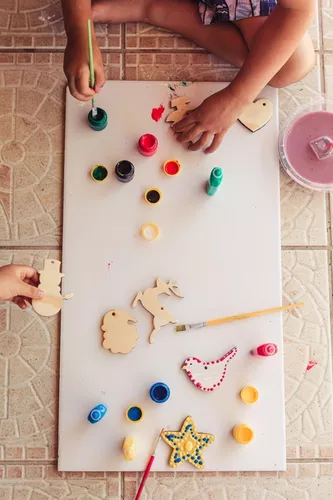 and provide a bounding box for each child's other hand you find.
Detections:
[174,87,247,154]
[64,36,105,101]
[0,265,44,310]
